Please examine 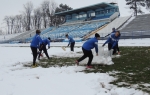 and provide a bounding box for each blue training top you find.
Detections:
[30,34,43,48]
[82,37,98,53]
[111,30,116,34]
[41,39,50,46]
[104,33,120,49]
[68,36,75,44]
